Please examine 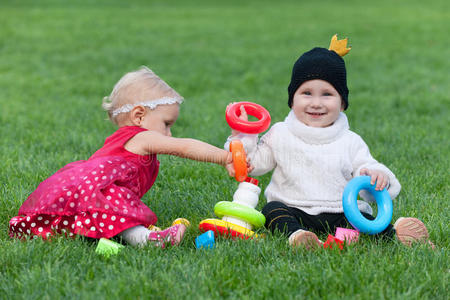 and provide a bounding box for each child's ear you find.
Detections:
[130,106,146,126]
[340,100,345,112]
